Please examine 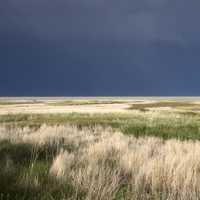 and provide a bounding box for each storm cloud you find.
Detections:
[1,0,200,96]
